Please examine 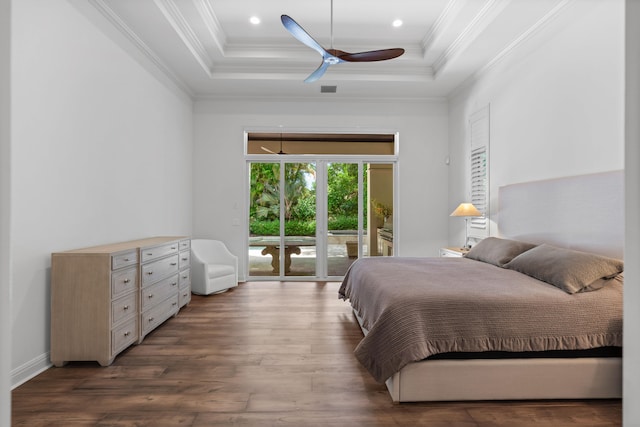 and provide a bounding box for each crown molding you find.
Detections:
[433,0,511,77]
[448,0,573,100]
[206,64,434,83]
[194,93,447,104]
[193,0,226,55]
[479,0,573,75]
[153,0,214,77]
[422,0,466,58]
[87,0,193,97]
